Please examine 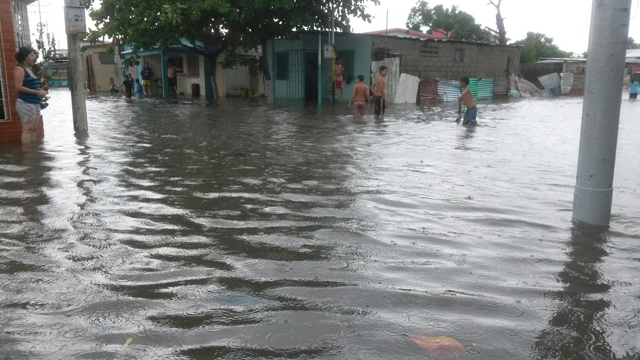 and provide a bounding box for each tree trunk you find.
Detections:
[496,12,507,45]
[207,55,220,100]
